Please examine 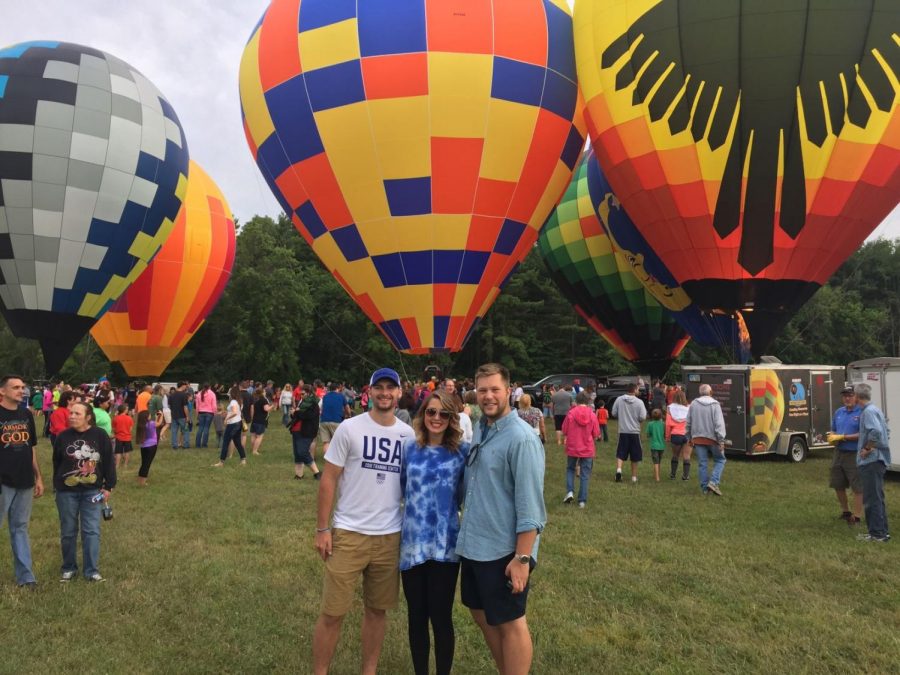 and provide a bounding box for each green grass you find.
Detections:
[2,419,899,674]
